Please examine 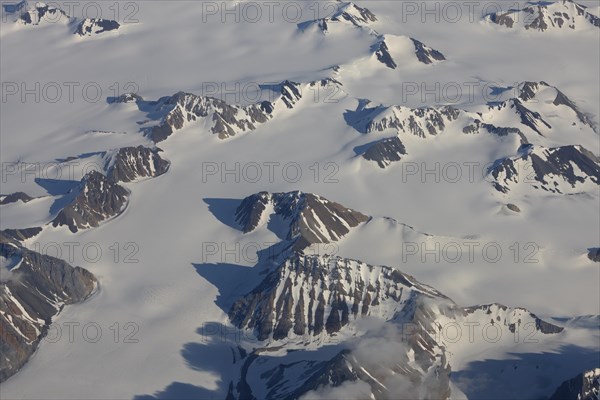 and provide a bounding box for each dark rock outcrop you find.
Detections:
[411,38,446,64]
[362,136,406,168]
[548,368,600,400]
[234,191,369,250]
[75,18,120,36]
[104,146,170,183]
[0,192,33,205]
[51,171,129,233]
[587,248,600,263]
[0,239,97,382]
